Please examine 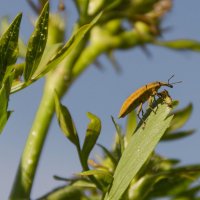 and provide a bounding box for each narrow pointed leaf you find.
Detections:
[0,75,13,133]
[155,39,200,51]
[79,169,113,184]
[82,112,101,163]
[0,13,22,84]
[128,175,165,200]
[104,103,173,200]
[147,165,200,198]
[33,12,102,79]
[125,110,137,143]
[24,2,49,81]
[34,43,62,75]
[97,143,118,165]
[162,129,195,141]
[72,180,96,188]
[167,103,192,132]
[111,116,124,153]
[54,92,79,146]
[37,185,83,200]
